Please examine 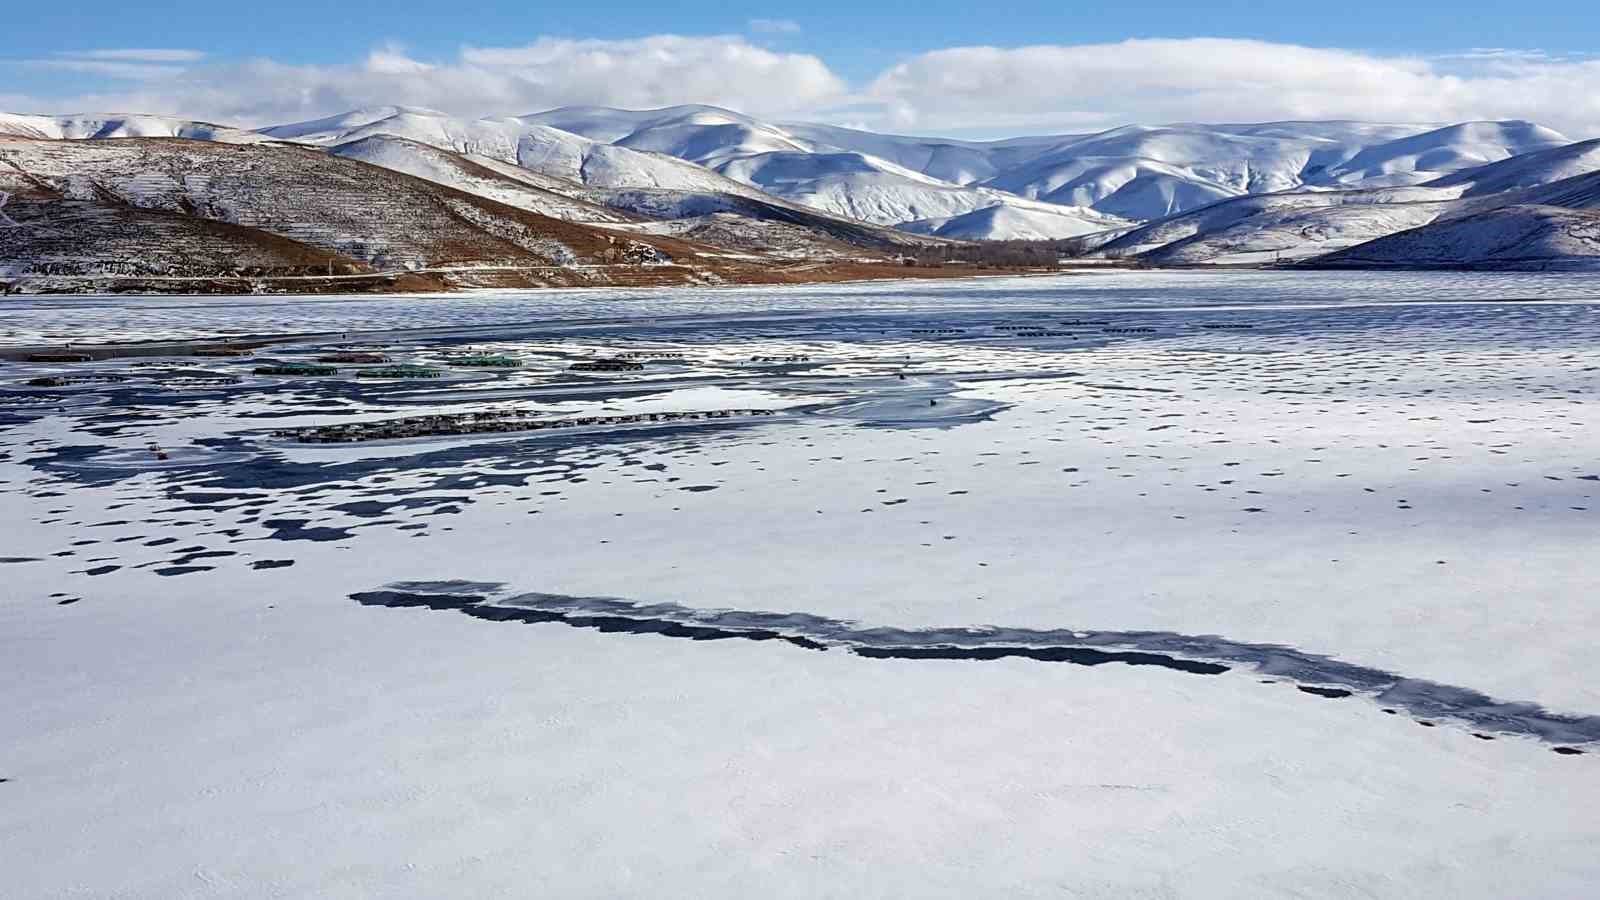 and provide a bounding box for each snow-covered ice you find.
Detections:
[2,271,1599,898]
